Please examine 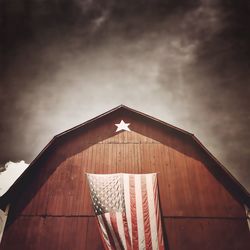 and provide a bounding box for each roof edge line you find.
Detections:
[55,105,124,139]
[191,135,250,197]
